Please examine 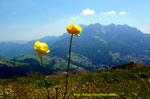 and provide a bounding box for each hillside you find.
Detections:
[0,65,150,99]
[0,54,86,78]
[0,23,150,76]
[52,23,150,66]
[111,62,148,70]
[0,23,150,63]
